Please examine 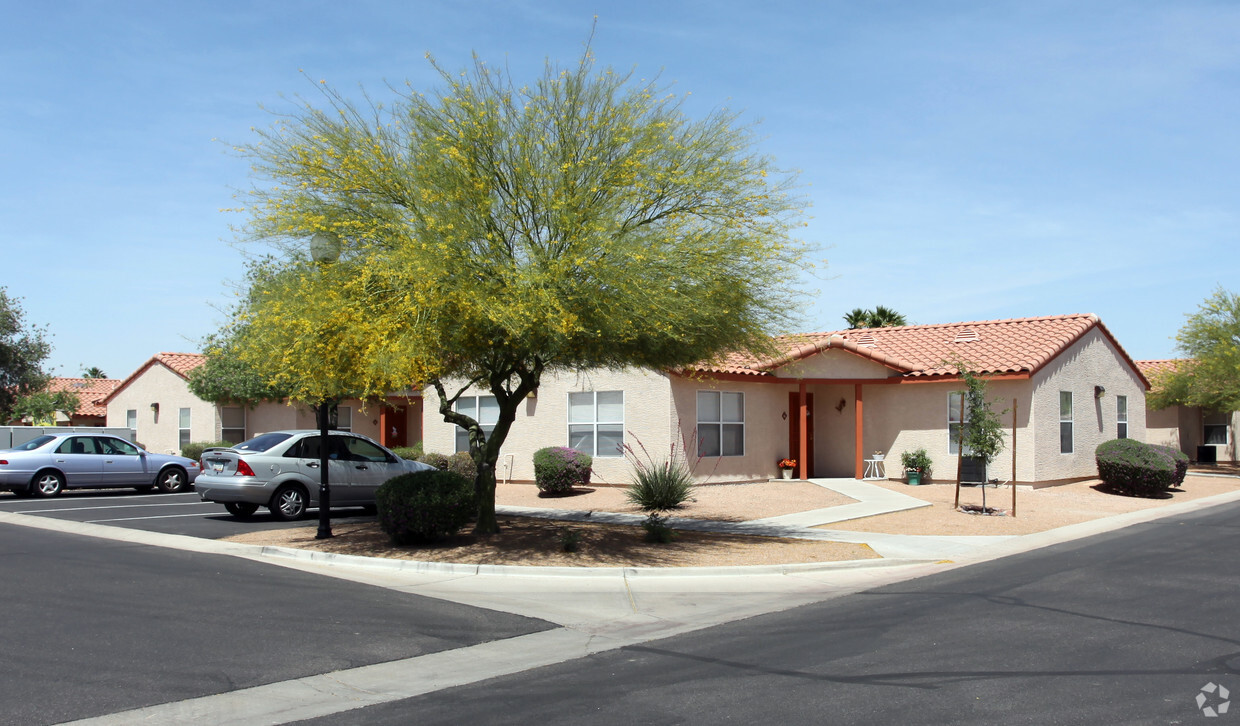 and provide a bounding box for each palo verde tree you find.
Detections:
[228,42,810,533]
[1148,287,1240,414]
[951,360,1007,511]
